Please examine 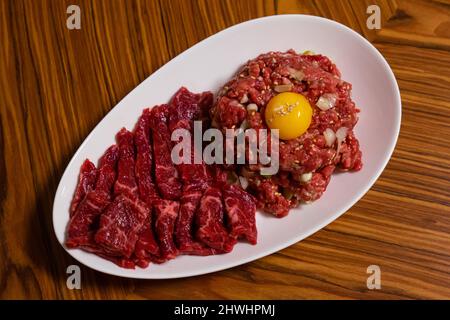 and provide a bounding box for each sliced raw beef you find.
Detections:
[69,159,97,217]
[114,128,138,197]
[168,87,212,188]
[168,88,218,255]
[175,185,220,255]
[66,145,119,248]
[134,220,160,258]
[196,186,236,252]
[134,110,160,260]
[149,104,182,200]
[223,184,257,244]
[94,194,149,258]
[81,245,136,269]
[134,109,159,206]
[154,199,179,260]
[168,87,214,132]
